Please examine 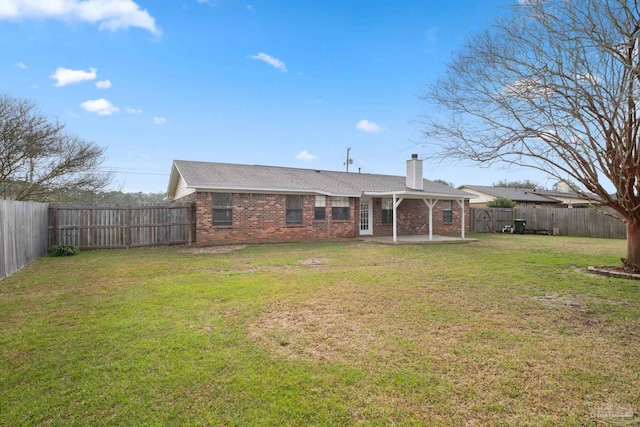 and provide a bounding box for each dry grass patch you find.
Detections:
[179,245,246,254]
[247,242,640,423]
